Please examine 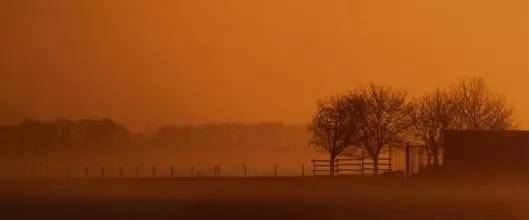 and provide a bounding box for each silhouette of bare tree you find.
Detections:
[357,84,411,174]
[408,77,515,168]
[451,77,514,130]
[309,92,365,176]
[409,89,455,167]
